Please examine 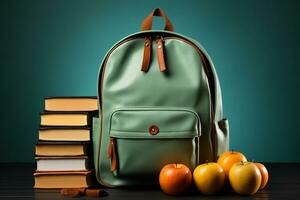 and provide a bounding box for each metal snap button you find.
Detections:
[149,125,159,135]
